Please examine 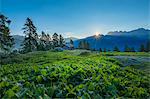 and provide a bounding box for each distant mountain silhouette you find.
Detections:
[74,28,150,51]
[12,35,24,50]
[65,37,78,43]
